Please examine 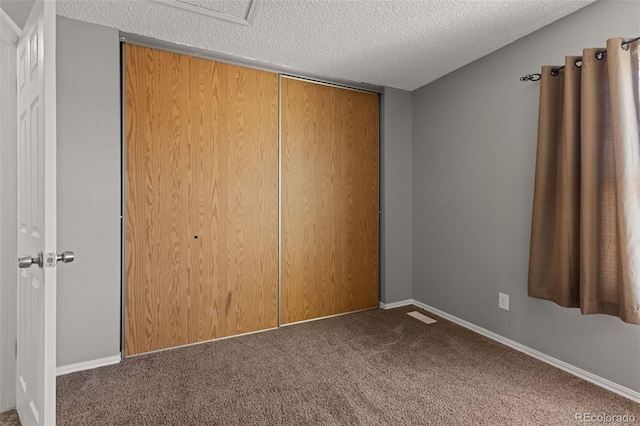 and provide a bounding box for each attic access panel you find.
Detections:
[151,0,259,25]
